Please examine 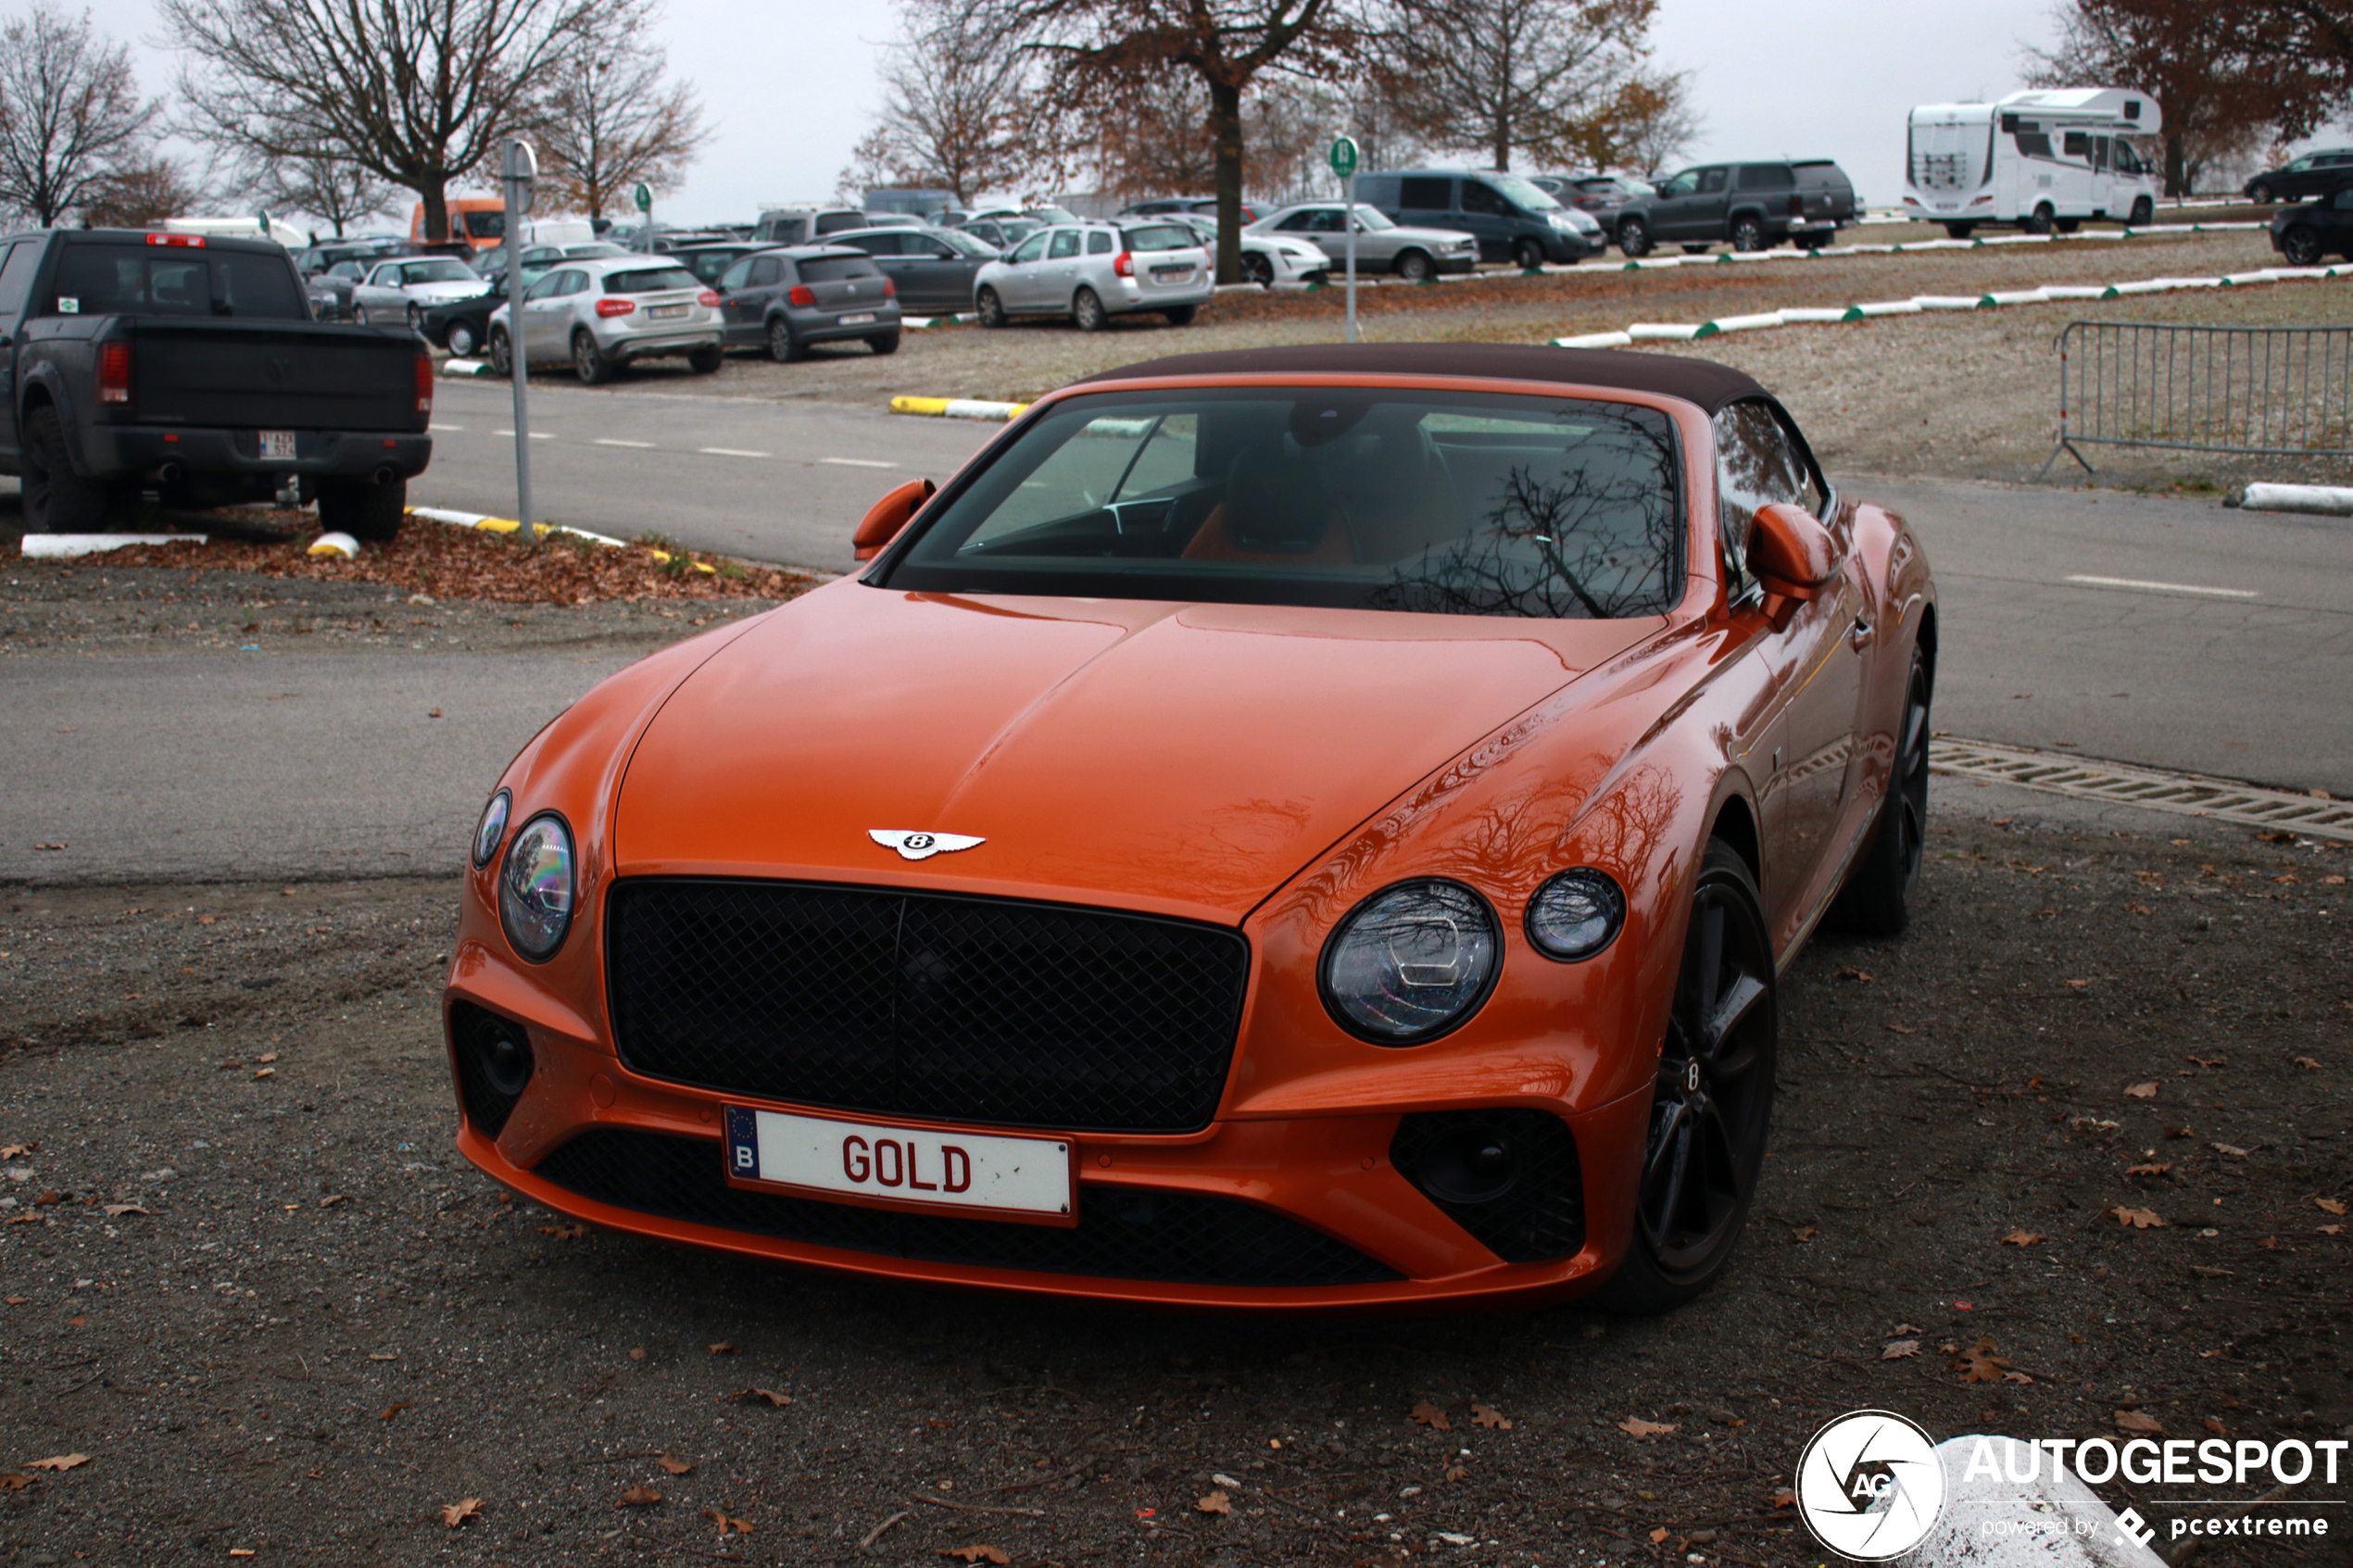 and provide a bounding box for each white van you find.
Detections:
[1904,88,2162,238]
